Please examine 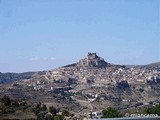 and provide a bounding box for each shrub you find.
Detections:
[49,106,56,115]
[2,95,11,106]
[102,107,120,118]
[62,109,69,117]
[42,104,47,111]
